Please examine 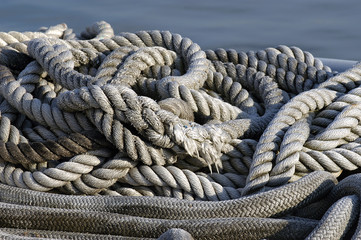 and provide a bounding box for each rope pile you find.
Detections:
[0,21,360,239]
